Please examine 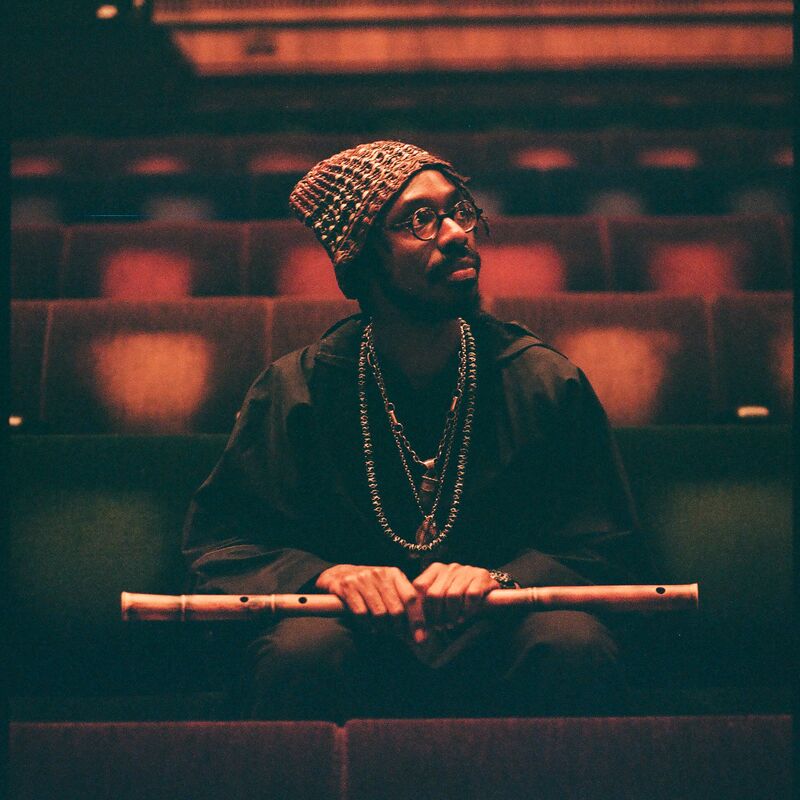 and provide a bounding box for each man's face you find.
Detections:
[367,169,482,322]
